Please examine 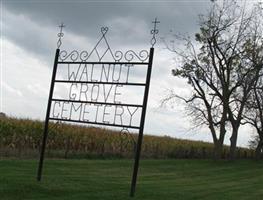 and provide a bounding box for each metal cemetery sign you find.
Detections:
[37,19,159,197]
